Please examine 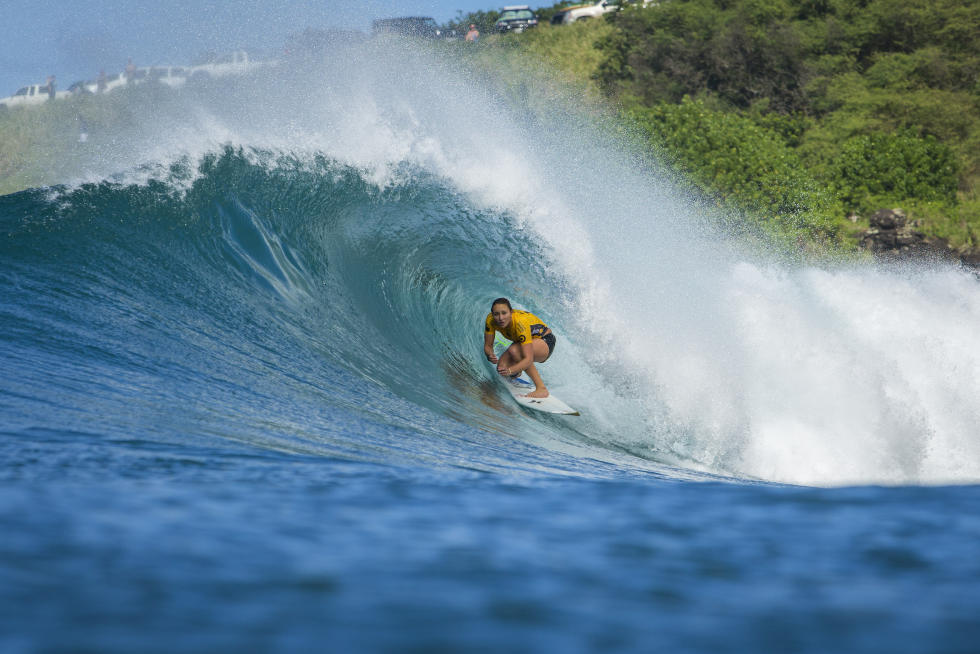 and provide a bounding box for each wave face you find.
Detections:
[2,38,979,487]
